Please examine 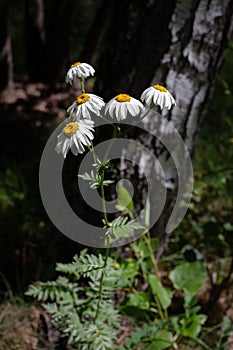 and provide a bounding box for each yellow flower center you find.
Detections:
[153,84,168,92]
[63,122,79,137]
[115,94,131,102]
[71,61,81,68]
[77,93,90,104]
